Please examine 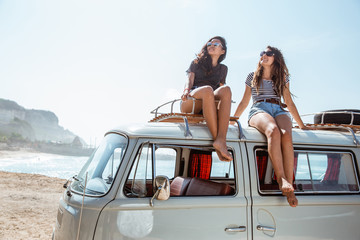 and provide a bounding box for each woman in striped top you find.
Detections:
[234,46,308,207]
